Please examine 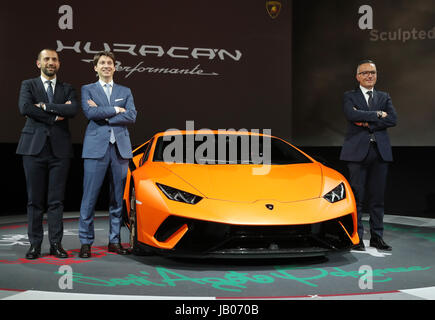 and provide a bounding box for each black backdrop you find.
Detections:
[1,0,434,217]
[0,0,292,144]
[292,0,435,146]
